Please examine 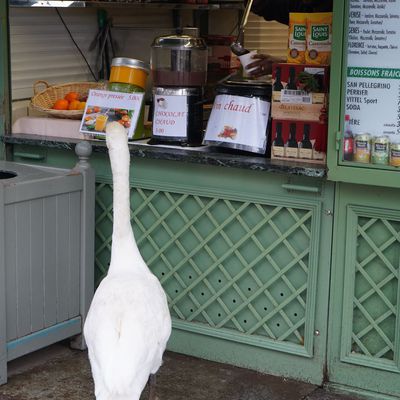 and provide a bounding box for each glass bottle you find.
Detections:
[286,123,299,158]
[299,123,313,159]
[272,122,285,158]
[285,66,297,90]
[273,66,284,91]
[343,114,354,161]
